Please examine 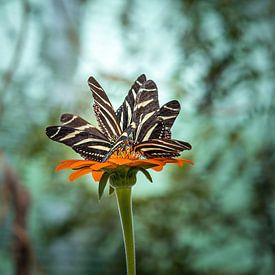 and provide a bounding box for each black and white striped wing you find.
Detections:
[116,74,146,131]
[46,125,111,162]
[158,100,180,130]
[134,139,192,158]
[147,100,181,140]
[133,80,160,142]
[88,76,122,140]
[60,113,108,139]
